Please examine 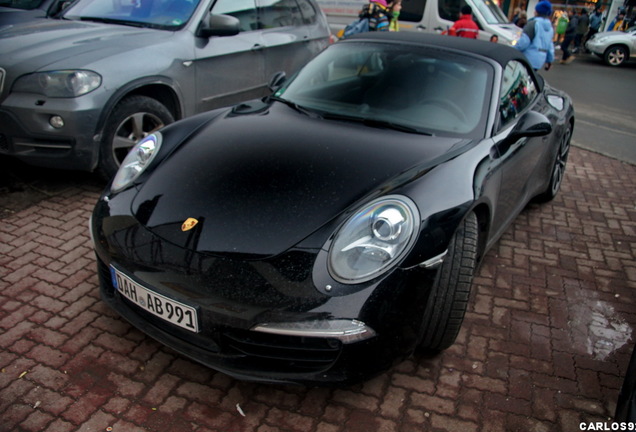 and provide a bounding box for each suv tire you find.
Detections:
[98,95,174,180]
